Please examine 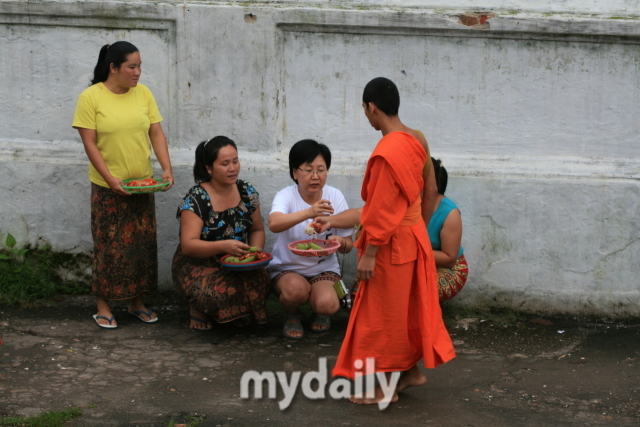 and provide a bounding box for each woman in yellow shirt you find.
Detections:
[72,41,174,329]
